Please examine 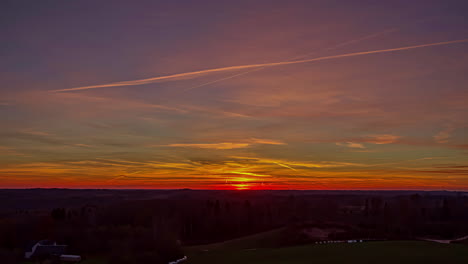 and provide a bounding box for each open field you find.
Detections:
[186,241,468,264]
[186,227,287,251]
[19,241,468,264]
[6,189,468,264]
